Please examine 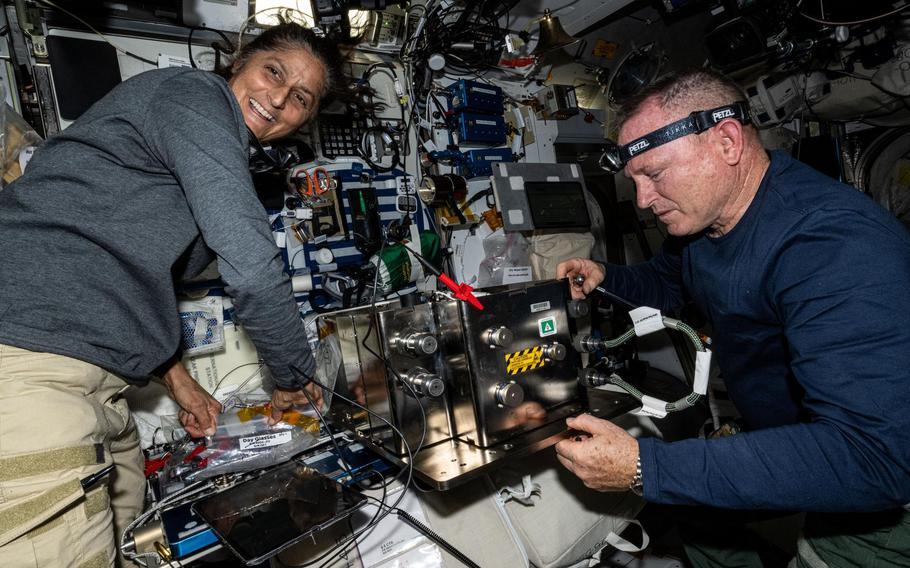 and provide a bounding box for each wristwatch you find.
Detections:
[629,456,643,496]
